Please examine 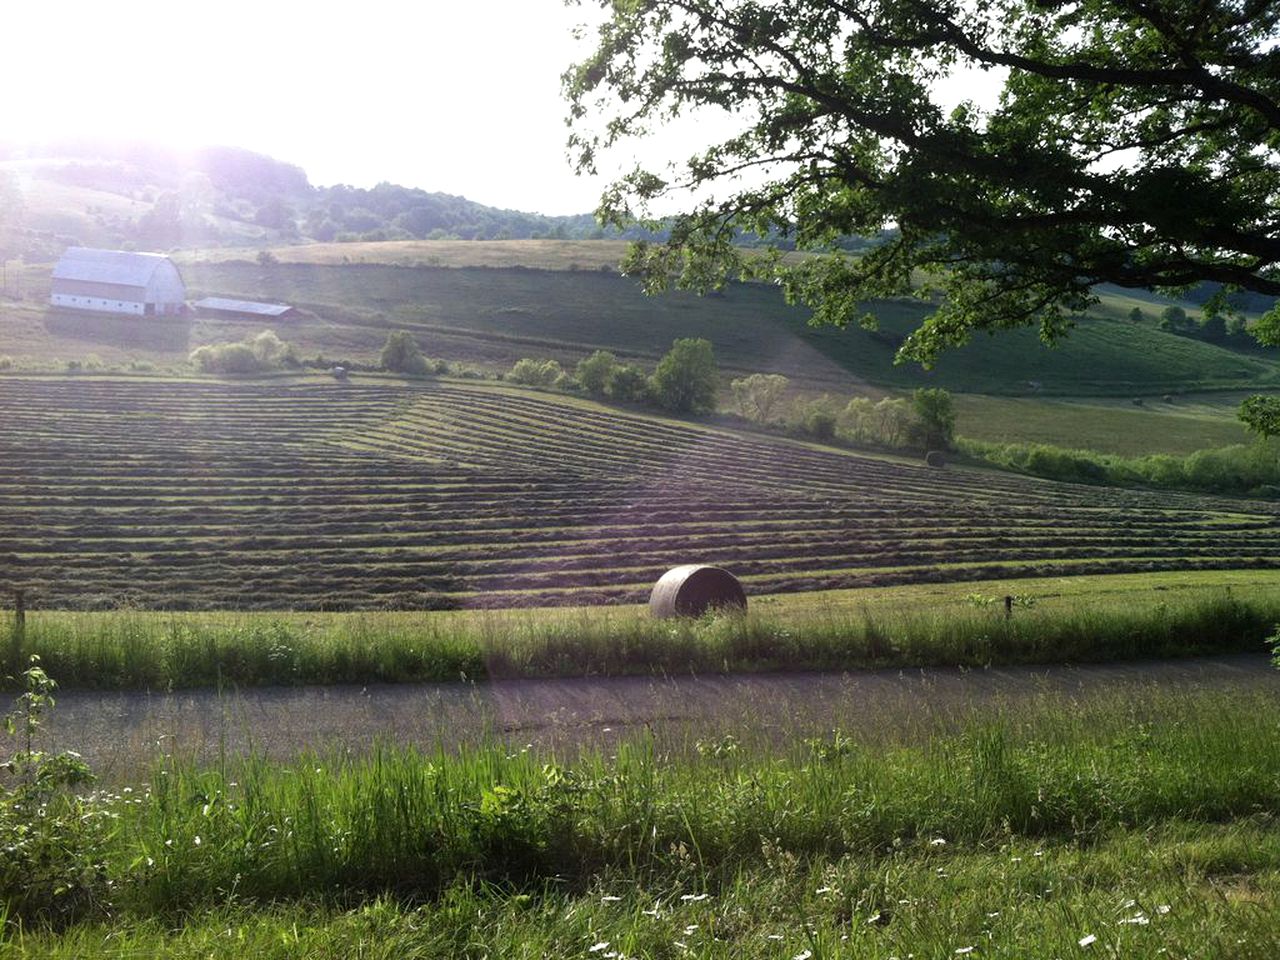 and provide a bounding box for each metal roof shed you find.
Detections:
[193,297,297,320]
